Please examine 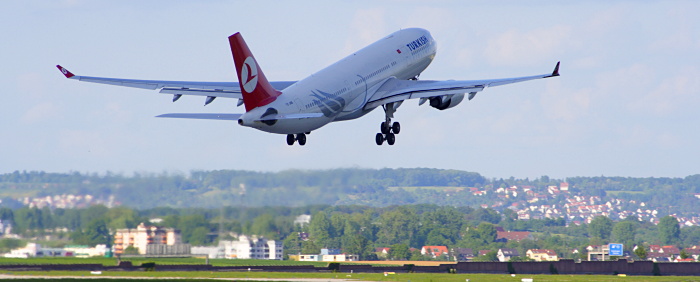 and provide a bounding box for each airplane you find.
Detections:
[57,28,559,146]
